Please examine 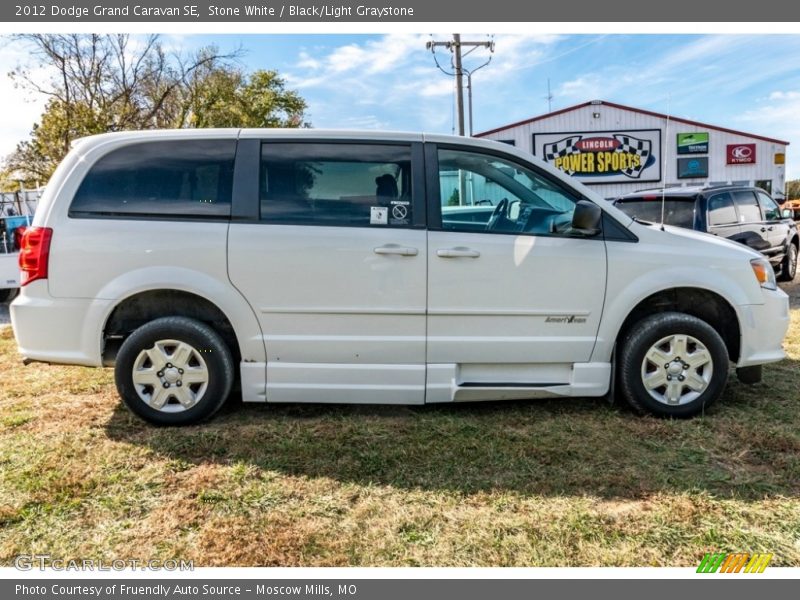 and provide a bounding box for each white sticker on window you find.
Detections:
[390,200,410,225]
[370,206,388,225]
